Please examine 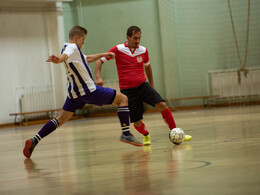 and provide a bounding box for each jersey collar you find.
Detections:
[124,41,139,54]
